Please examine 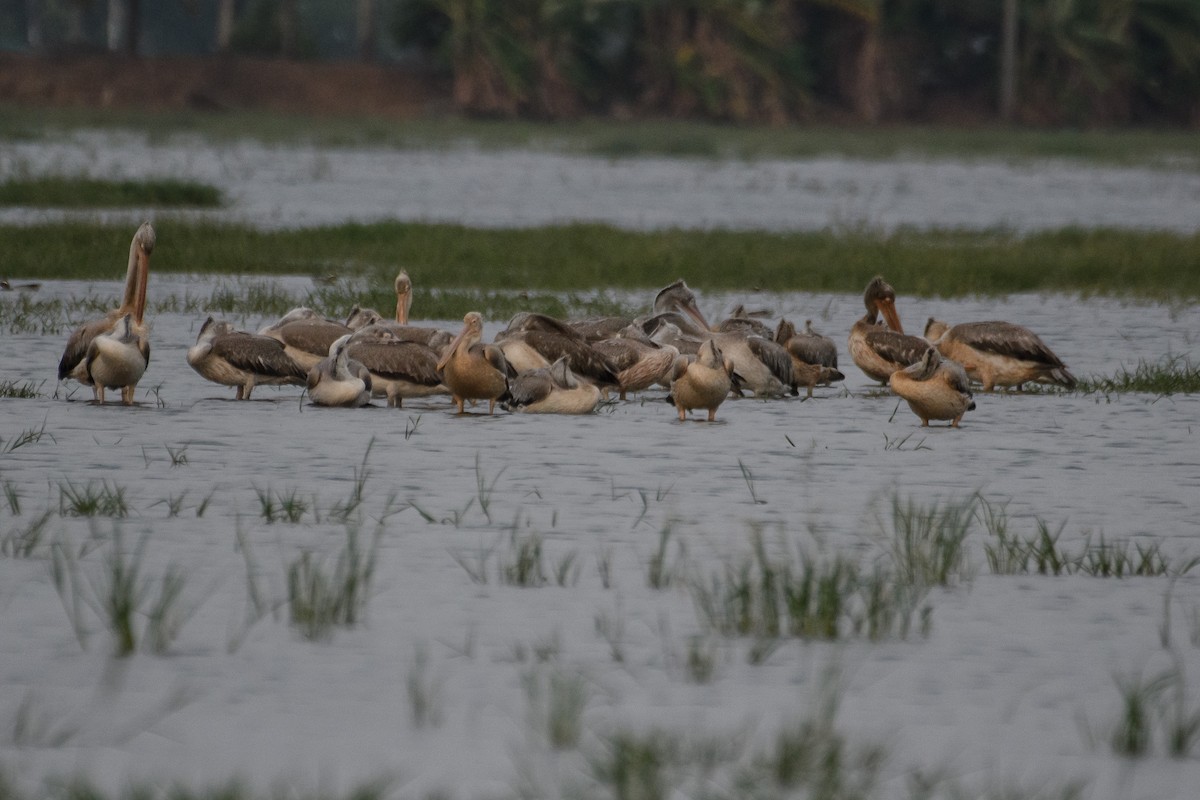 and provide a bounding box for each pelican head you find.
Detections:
[328,333,354,358]
[924,318,949,342]
[863,276,903,333]
[437,311,485,372]
[654,279,710,332]
[196,316,235,342]
[775,318,797,344]
[696,338,724,370]
[903,346,941,381]
[346,305,385,330]
[394,270,413,325]
[548,356,578,389]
